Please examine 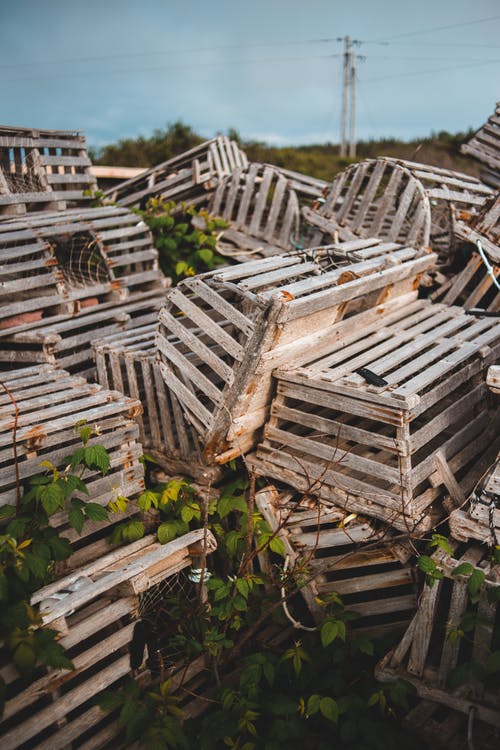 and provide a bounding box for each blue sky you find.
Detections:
[1,1,499,152]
